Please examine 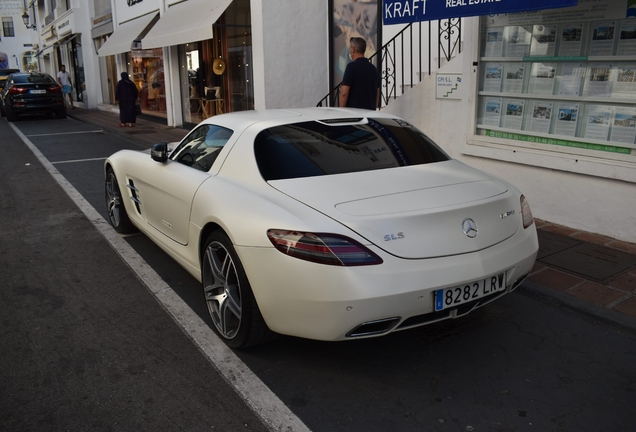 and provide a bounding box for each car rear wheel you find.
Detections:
[202,231,275,348]
[105,168,135,234]
[5,104,17,122]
